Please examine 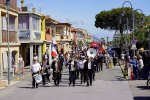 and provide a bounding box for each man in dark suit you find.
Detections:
[84,57,94,86]
[67,57,76,87]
